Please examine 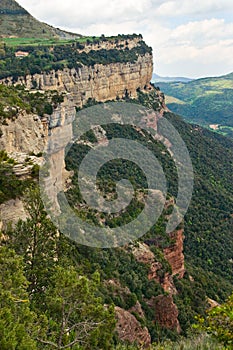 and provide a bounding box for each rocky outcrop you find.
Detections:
[0,112,46,155]
[132,242,155,264]
[131,232,185,332]
[131,241,179,294]
[3,54,153,108]
[41,97,76,210]
[163,229,185,278]
[115,306,151,348]
[129,301,145,319]
[147,295,181,333]
[0,198,27,230]
[78,37,141,54]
